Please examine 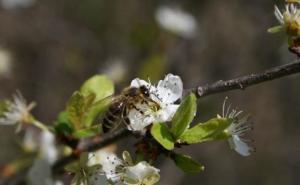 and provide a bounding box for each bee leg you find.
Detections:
[108,119,123,133]
[106,110,120,118]
[132,104,145,115]
[121,106,135,130]
[103,118,116,133]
